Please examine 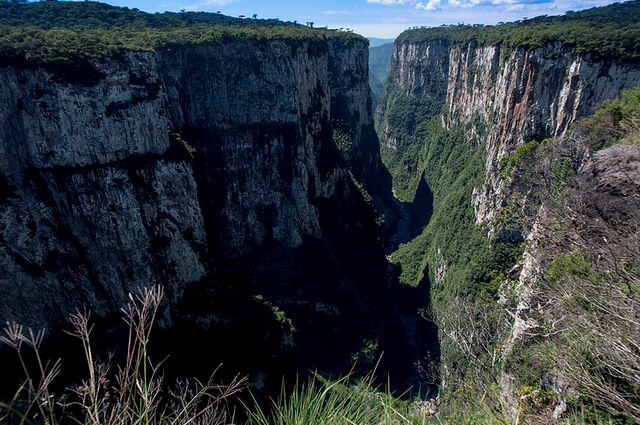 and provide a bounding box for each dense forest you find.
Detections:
[0,0,362,65]
[398,0,640,62]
